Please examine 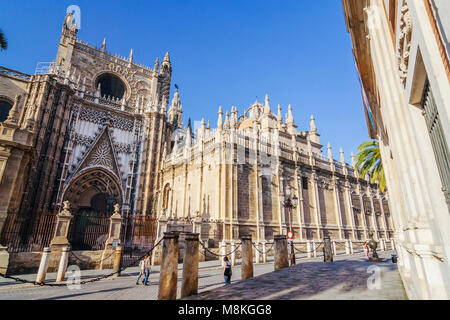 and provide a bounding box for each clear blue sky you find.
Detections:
[0,0,369,162]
